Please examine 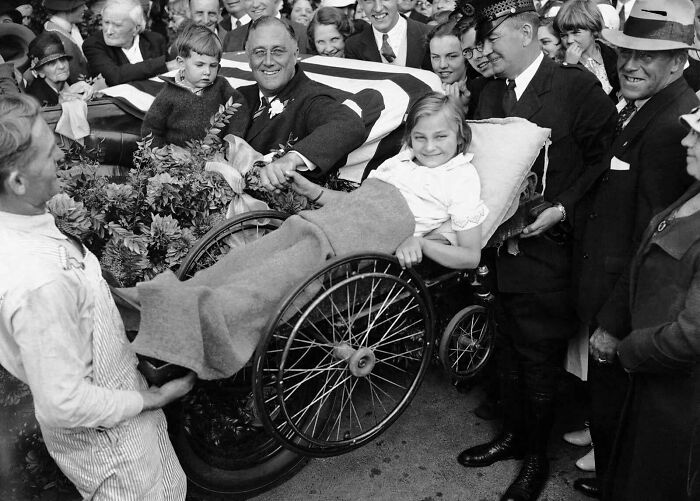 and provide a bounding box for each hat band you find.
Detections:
[624,16,694,46]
